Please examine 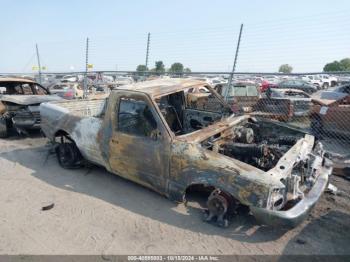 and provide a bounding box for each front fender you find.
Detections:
[169,141,273,207]
[168,168,270,208]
